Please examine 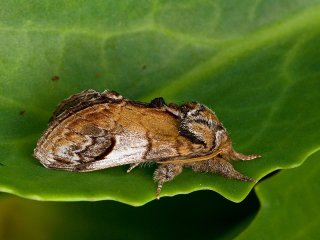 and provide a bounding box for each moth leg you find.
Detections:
[186,158,256,183]
[228,150,261,161]
[153,164,183,199]
[126,163,140,173]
